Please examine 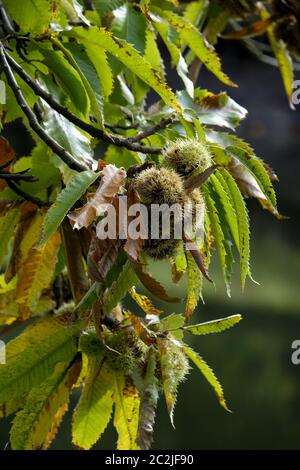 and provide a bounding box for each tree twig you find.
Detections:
[61,219,90,304]
[0,44,89,172]
[0,0,15,36]
[0,171,37,182]
[3,48,163,155]
[6,179,46,207]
